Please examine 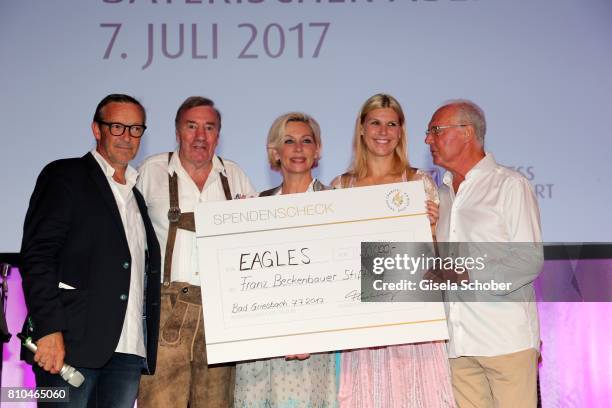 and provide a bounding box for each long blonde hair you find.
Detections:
[349,93,409,179]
